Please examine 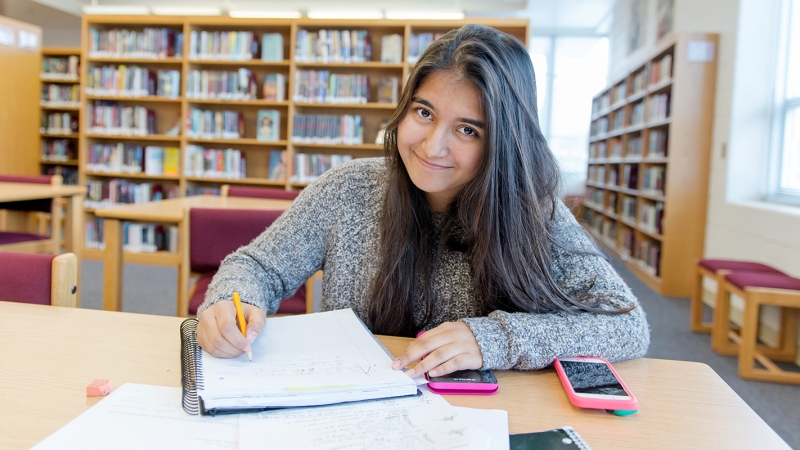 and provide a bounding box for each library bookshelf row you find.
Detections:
[41,47,82,185]
[61,15,528,259]
[582,33,718,297]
